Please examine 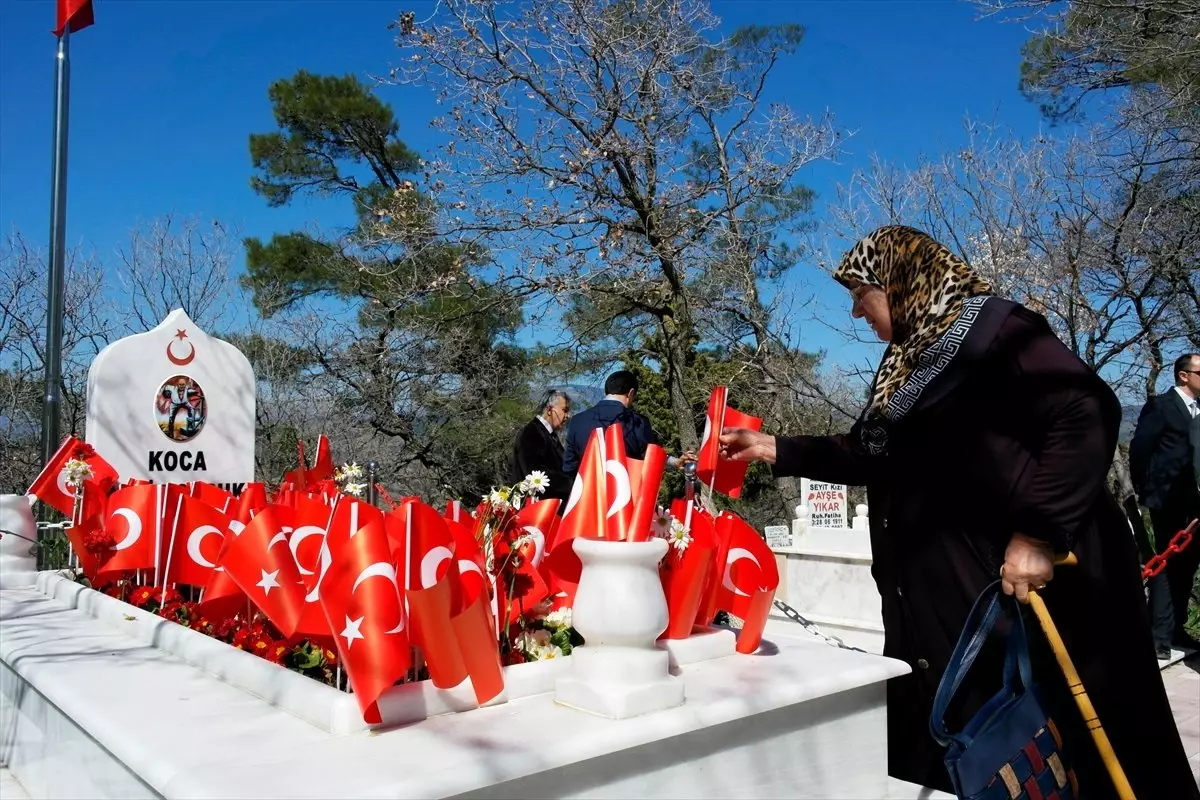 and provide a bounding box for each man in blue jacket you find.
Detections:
[562,370,694,479]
